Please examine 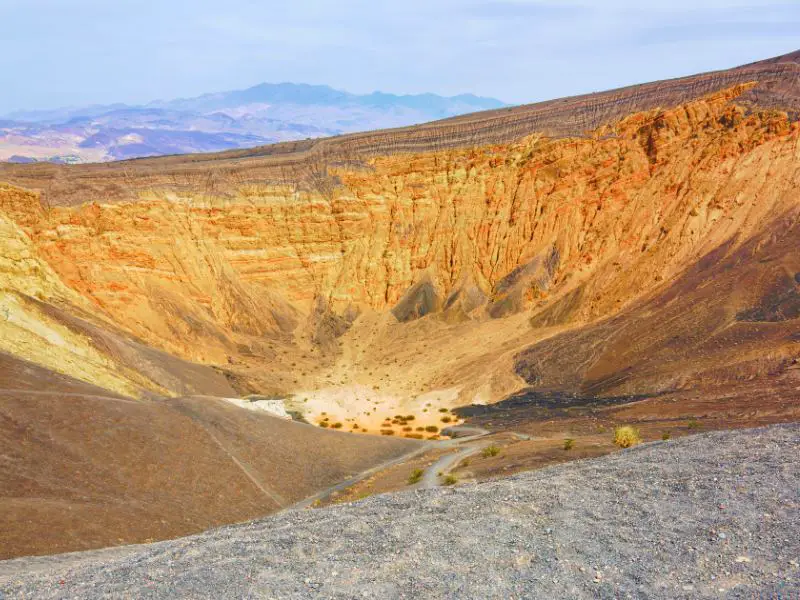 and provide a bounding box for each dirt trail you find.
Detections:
[289,443,434,510]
